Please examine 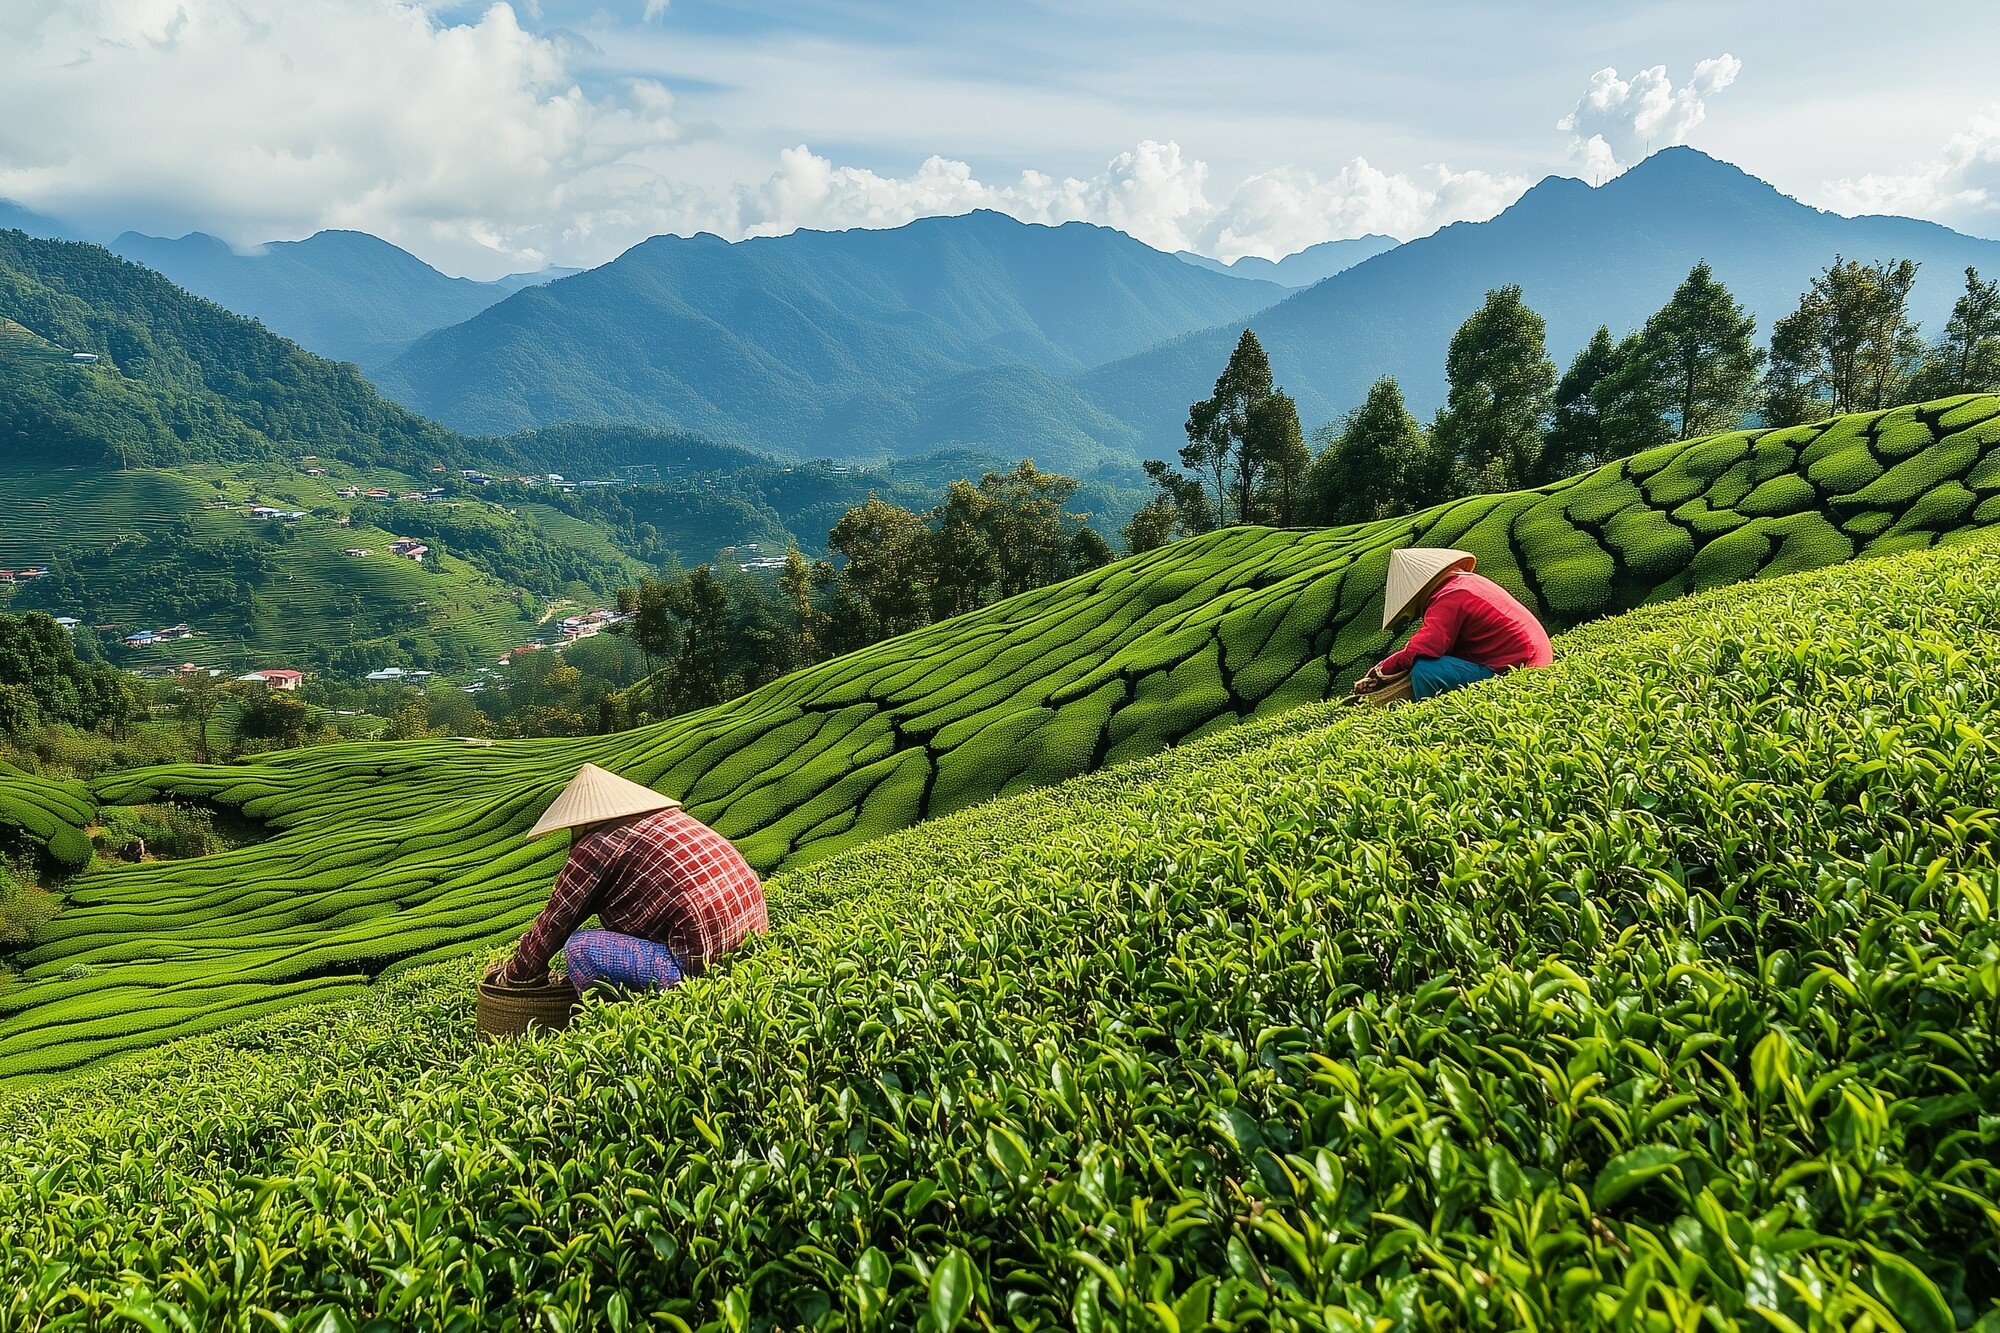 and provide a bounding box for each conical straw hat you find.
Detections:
[526,763,680,839]
[1382,547,1476,628]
